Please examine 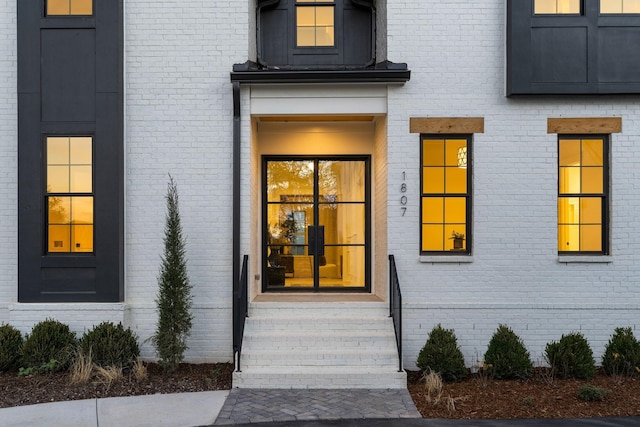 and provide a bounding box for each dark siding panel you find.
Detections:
[41,29,96,122]
[598,28,640,83]
[261,9,289,66]
[508,0,640,95]
[343,8,372,66]
[17,94,43,303]
[531,27,587,83]
[18,1,124,302]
